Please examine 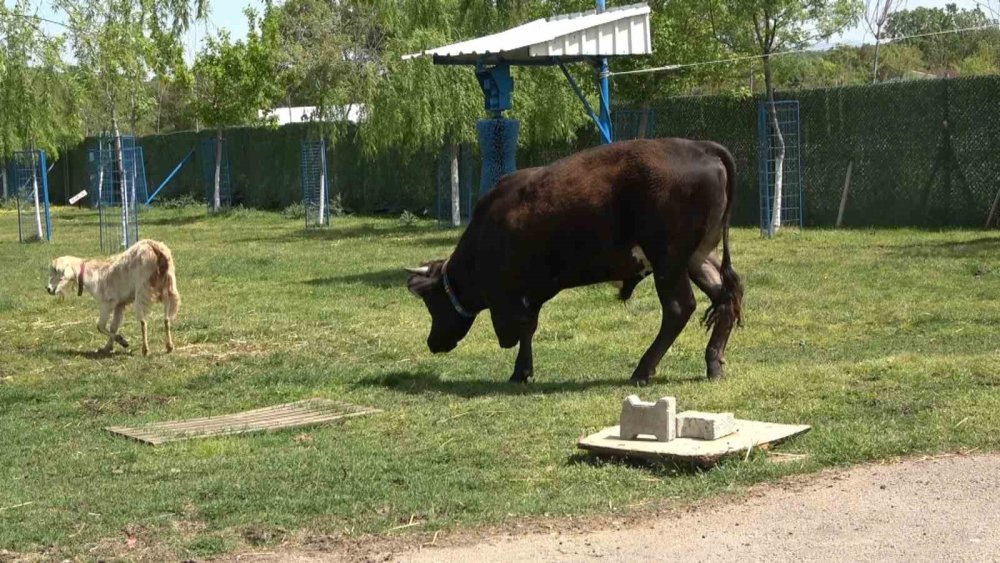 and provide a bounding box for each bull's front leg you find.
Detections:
[510,318,538,384]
